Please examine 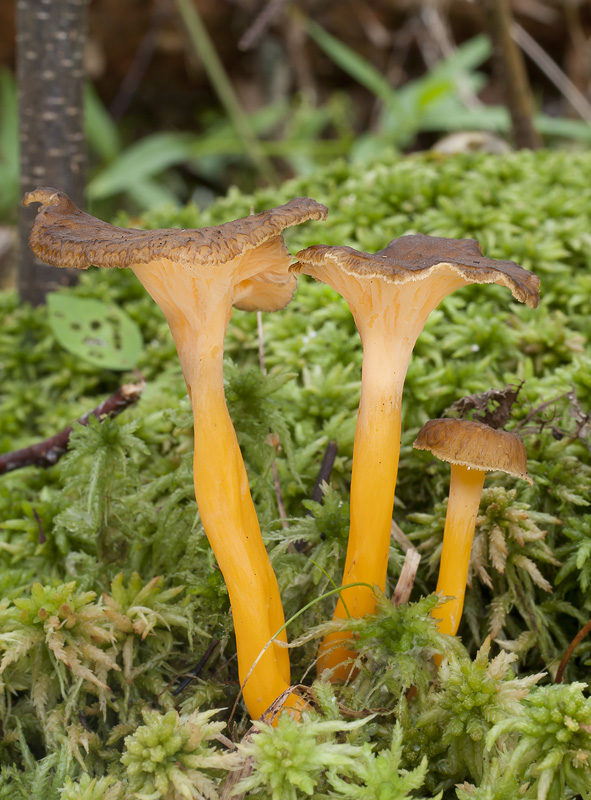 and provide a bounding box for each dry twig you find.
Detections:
[513,22,591,124]
[239,0,289,51]
[483,0,542,149]
[310,442,338,504]
[391,547,421,606]
[447,384,522,429]
[172,638,220,696]
[0,381,145,475]
[110,0,174,120]
[555,618,591,684]
[219,727,255,800]
[390,519,416,553]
